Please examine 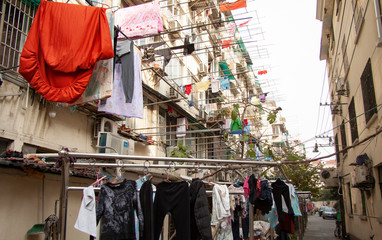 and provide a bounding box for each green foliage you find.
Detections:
[231,104,240,120]
[263,146,274,159]
[267,111,277,124]
[170,142,189,159]
[314,188,339,201]
[217,107,231,118]
[281,153,321,198]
